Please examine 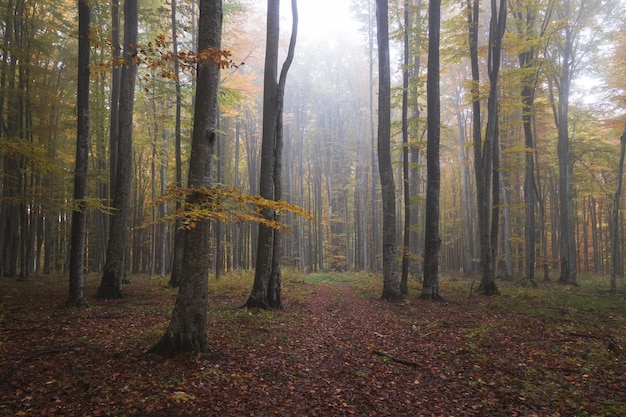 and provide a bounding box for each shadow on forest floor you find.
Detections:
[1,271,626,416]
